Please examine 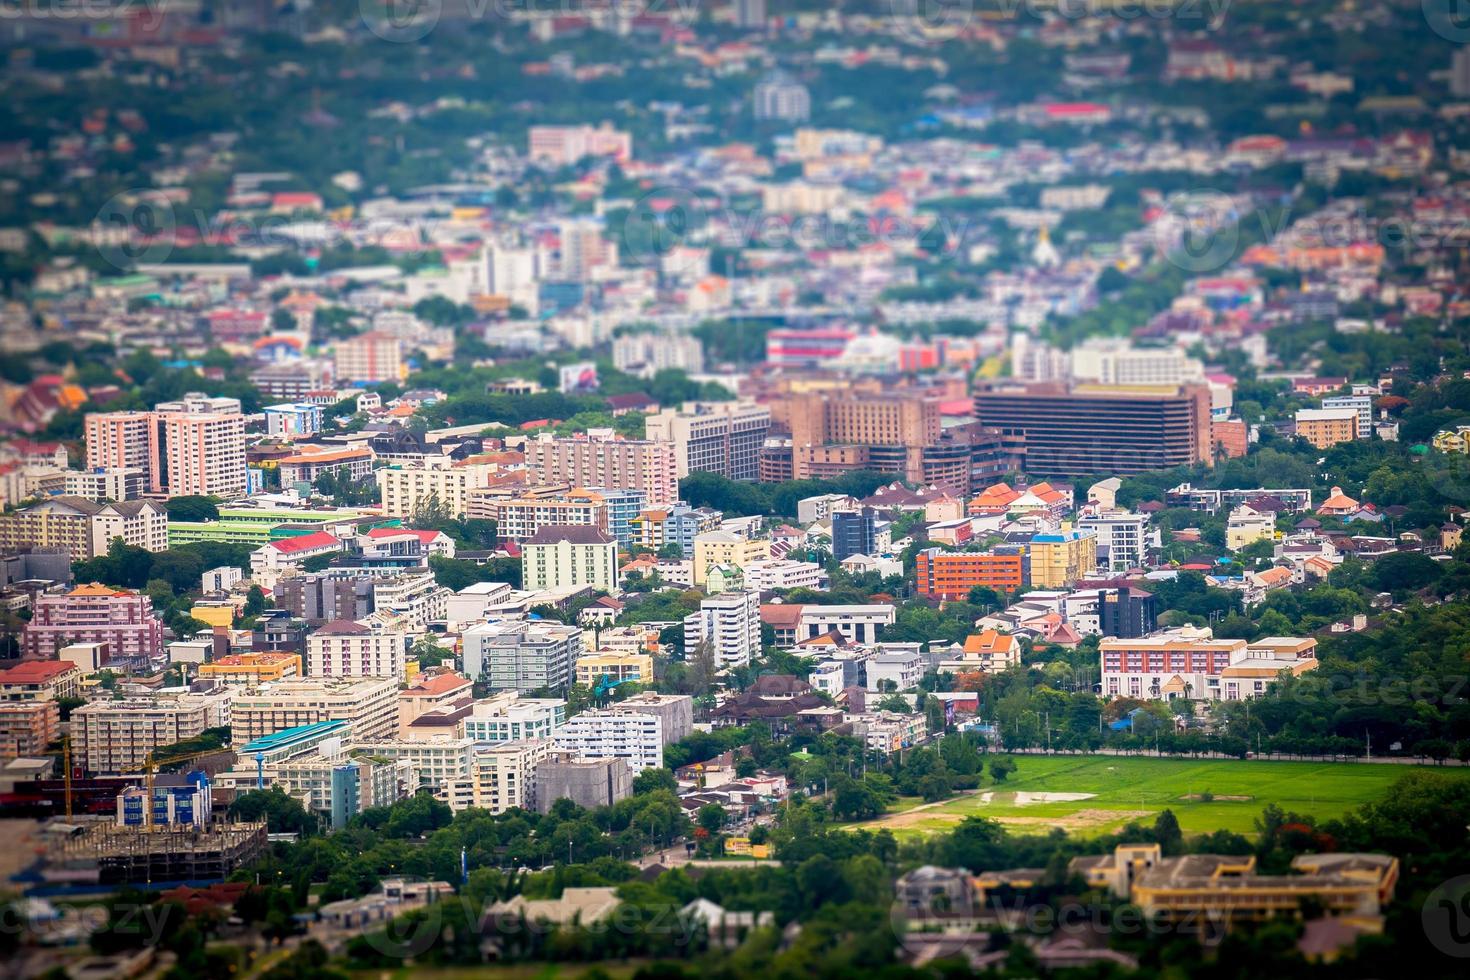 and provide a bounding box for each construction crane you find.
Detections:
[123,747,221,832]
[593,673,630,705]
